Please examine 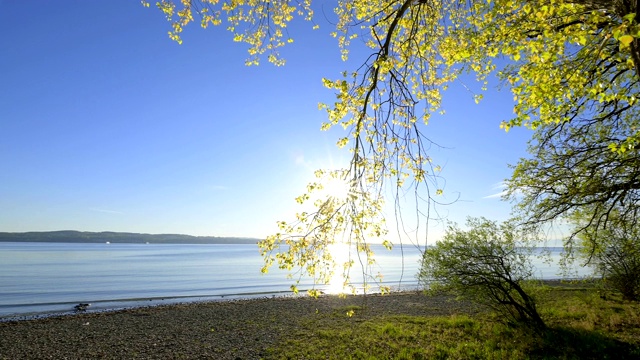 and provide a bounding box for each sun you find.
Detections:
[321,175,350,201]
